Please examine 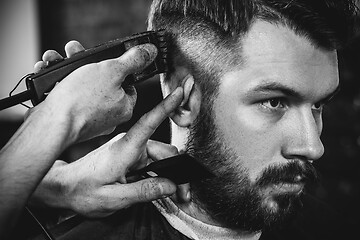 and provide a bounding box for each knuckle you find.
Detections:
[71,196,96,216]
[74,193,114,218]
[96,195,113,212]
[119,105,133,122]
[117,88,126,99]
